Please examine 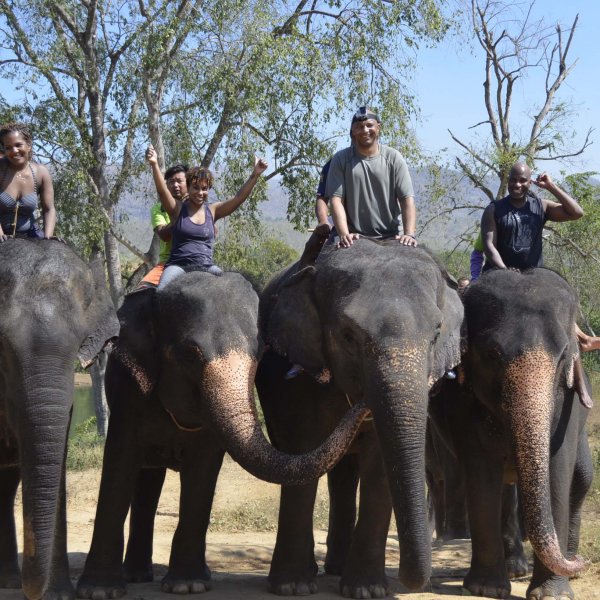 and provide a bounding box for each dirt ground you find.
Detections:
[7,456,600,600]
